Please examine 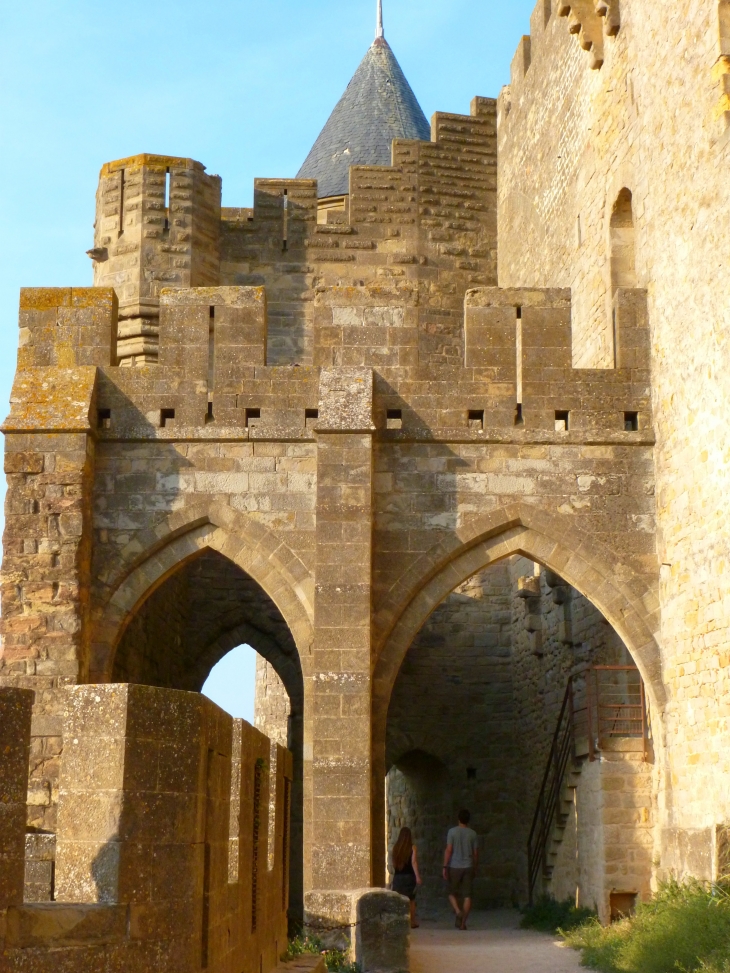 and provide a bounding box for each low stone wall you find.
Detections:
[0,685,293,973]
